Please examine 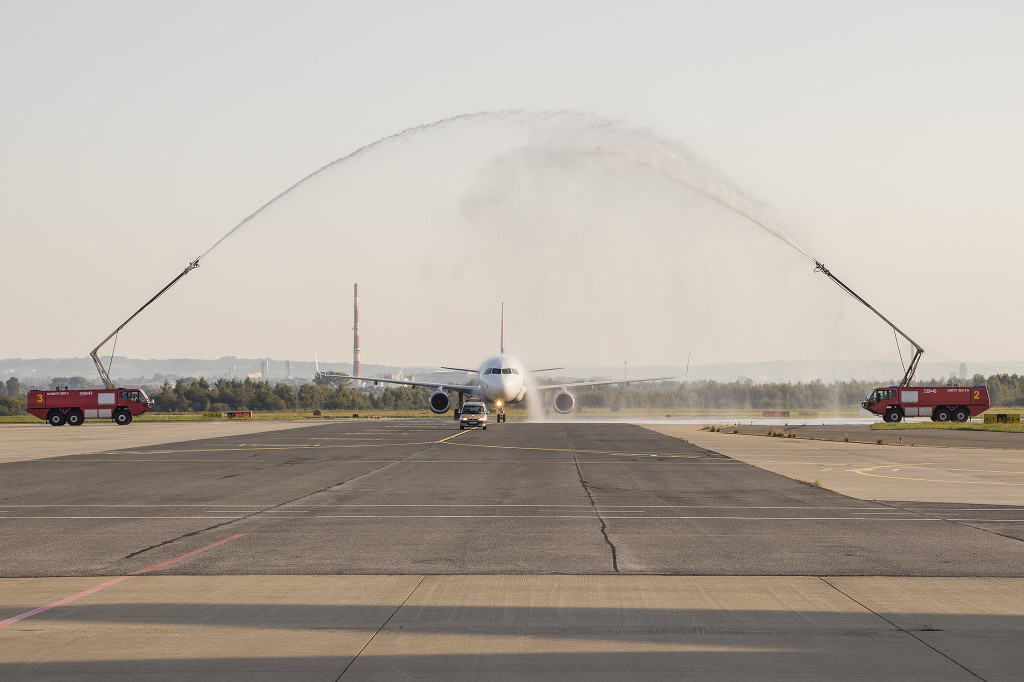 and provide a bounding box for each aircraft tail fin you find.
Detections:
[500,302,504,354]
